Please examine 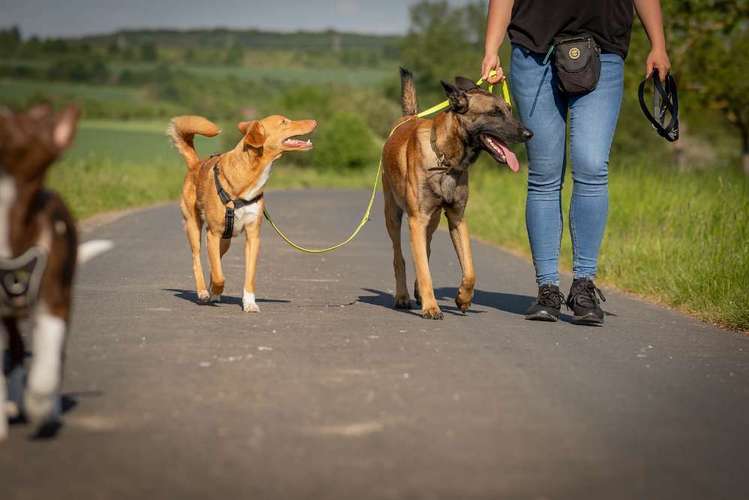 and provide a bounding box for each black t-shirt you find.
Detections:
[508,0,635,58]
